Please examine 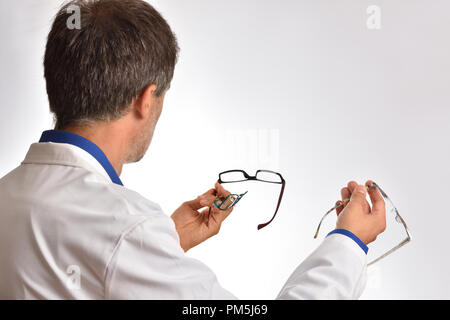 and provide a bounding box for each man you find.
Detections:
[0,0,386,299]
